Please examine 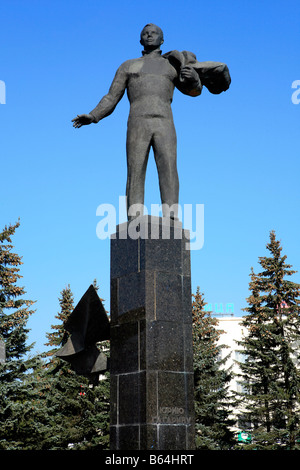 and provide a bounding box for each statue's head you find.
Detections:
[140,23,164,49]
